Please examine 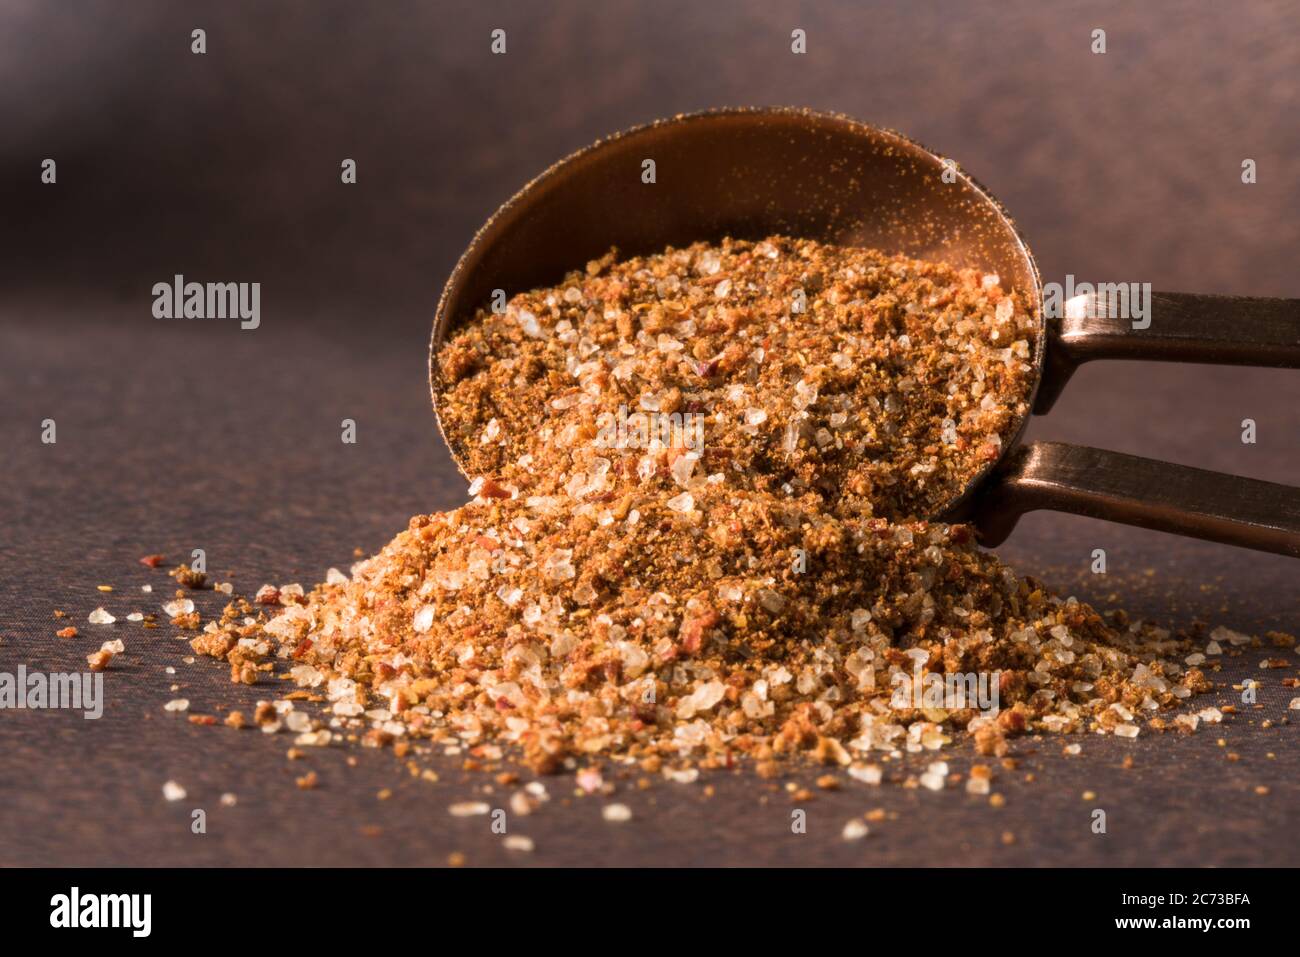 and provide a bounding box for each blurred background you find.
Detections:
[1,0,1297,866]
[4,0,1299,316]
